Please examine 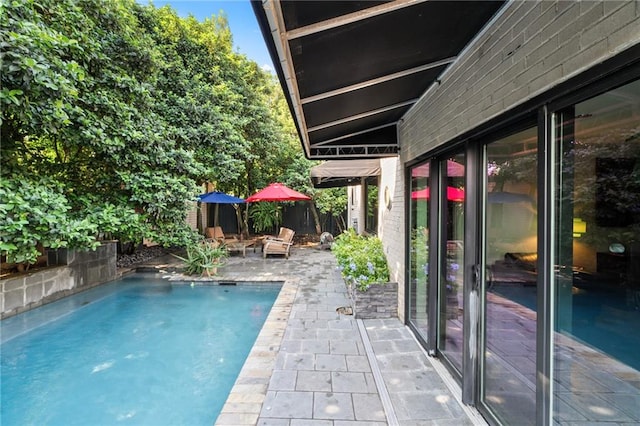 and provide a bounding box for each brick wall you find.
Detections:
[399,1,640,161]
[379,157,406,322]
